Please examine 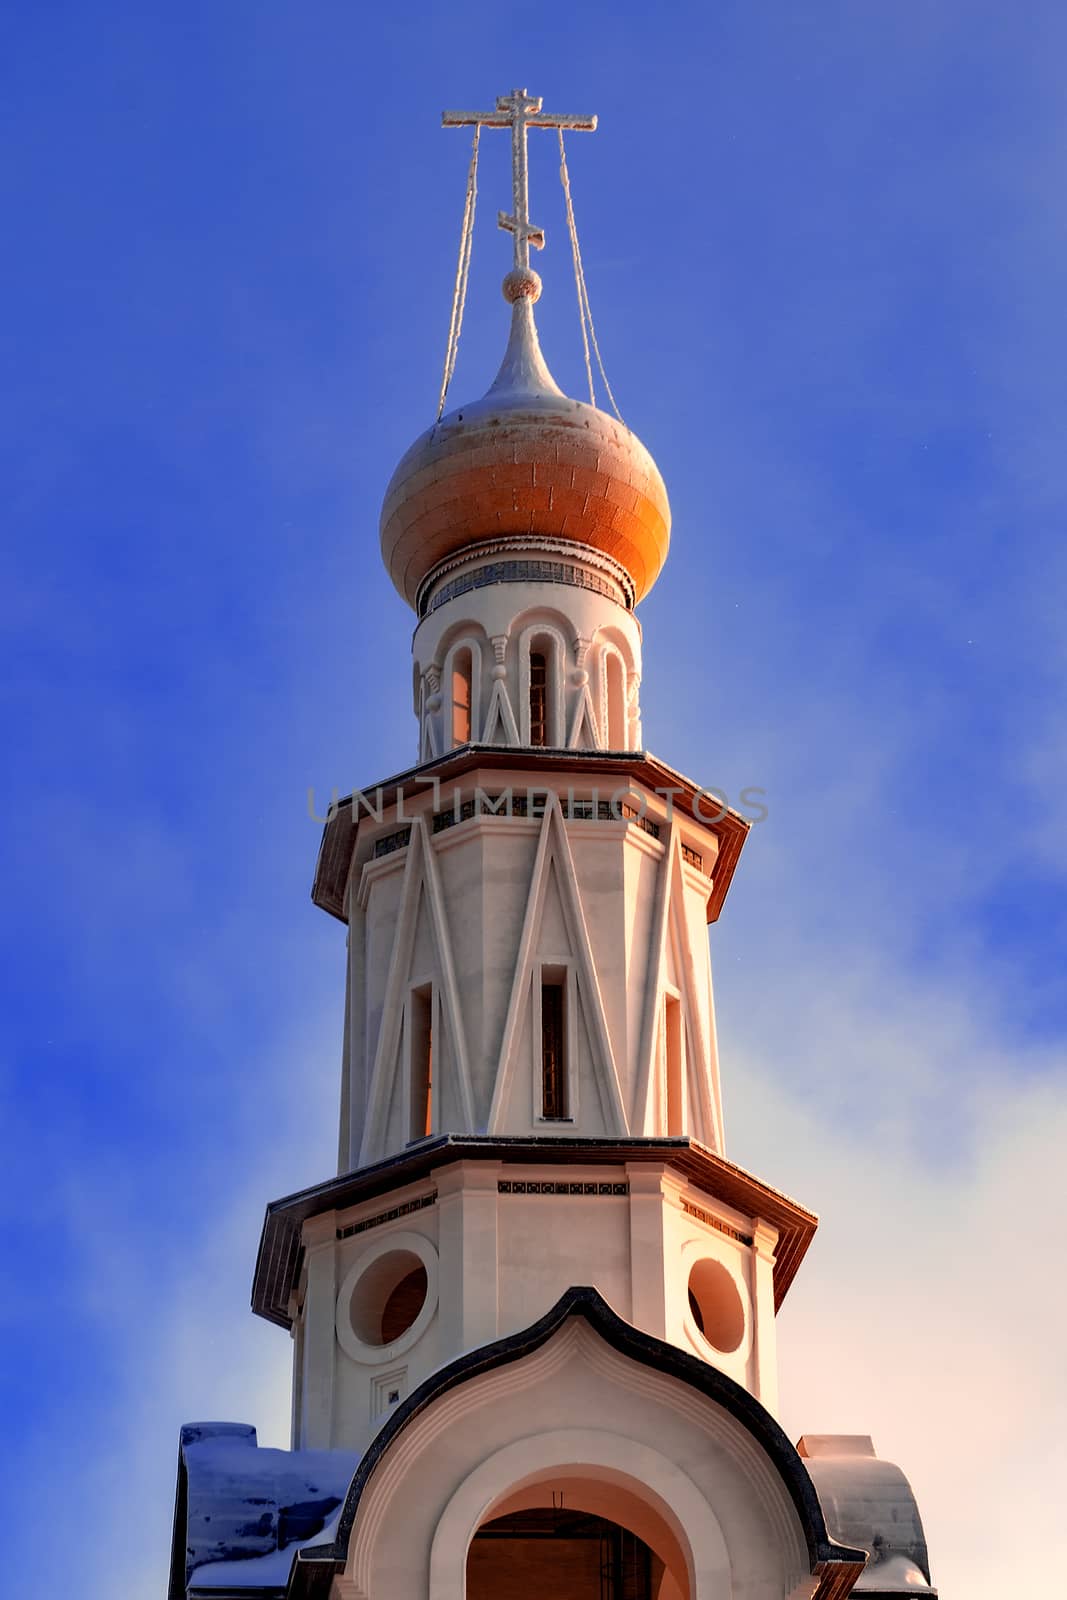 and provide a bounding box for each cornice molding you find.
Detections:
[251,1135,816,1331]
